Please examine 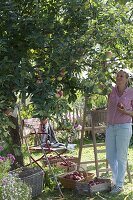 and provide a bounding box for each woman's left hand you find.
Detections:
[117,103,127,114]
[117,106,126,114]
[117,106,133,117]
